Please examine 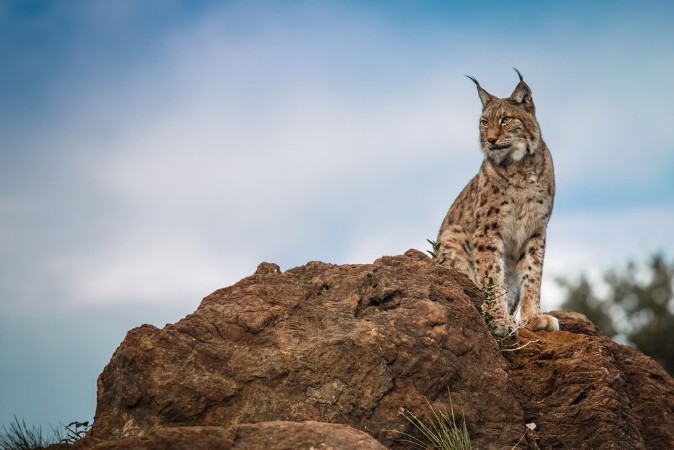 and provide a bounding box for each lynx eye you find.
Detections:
[479,118,488,127]
[501,116,512,125]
